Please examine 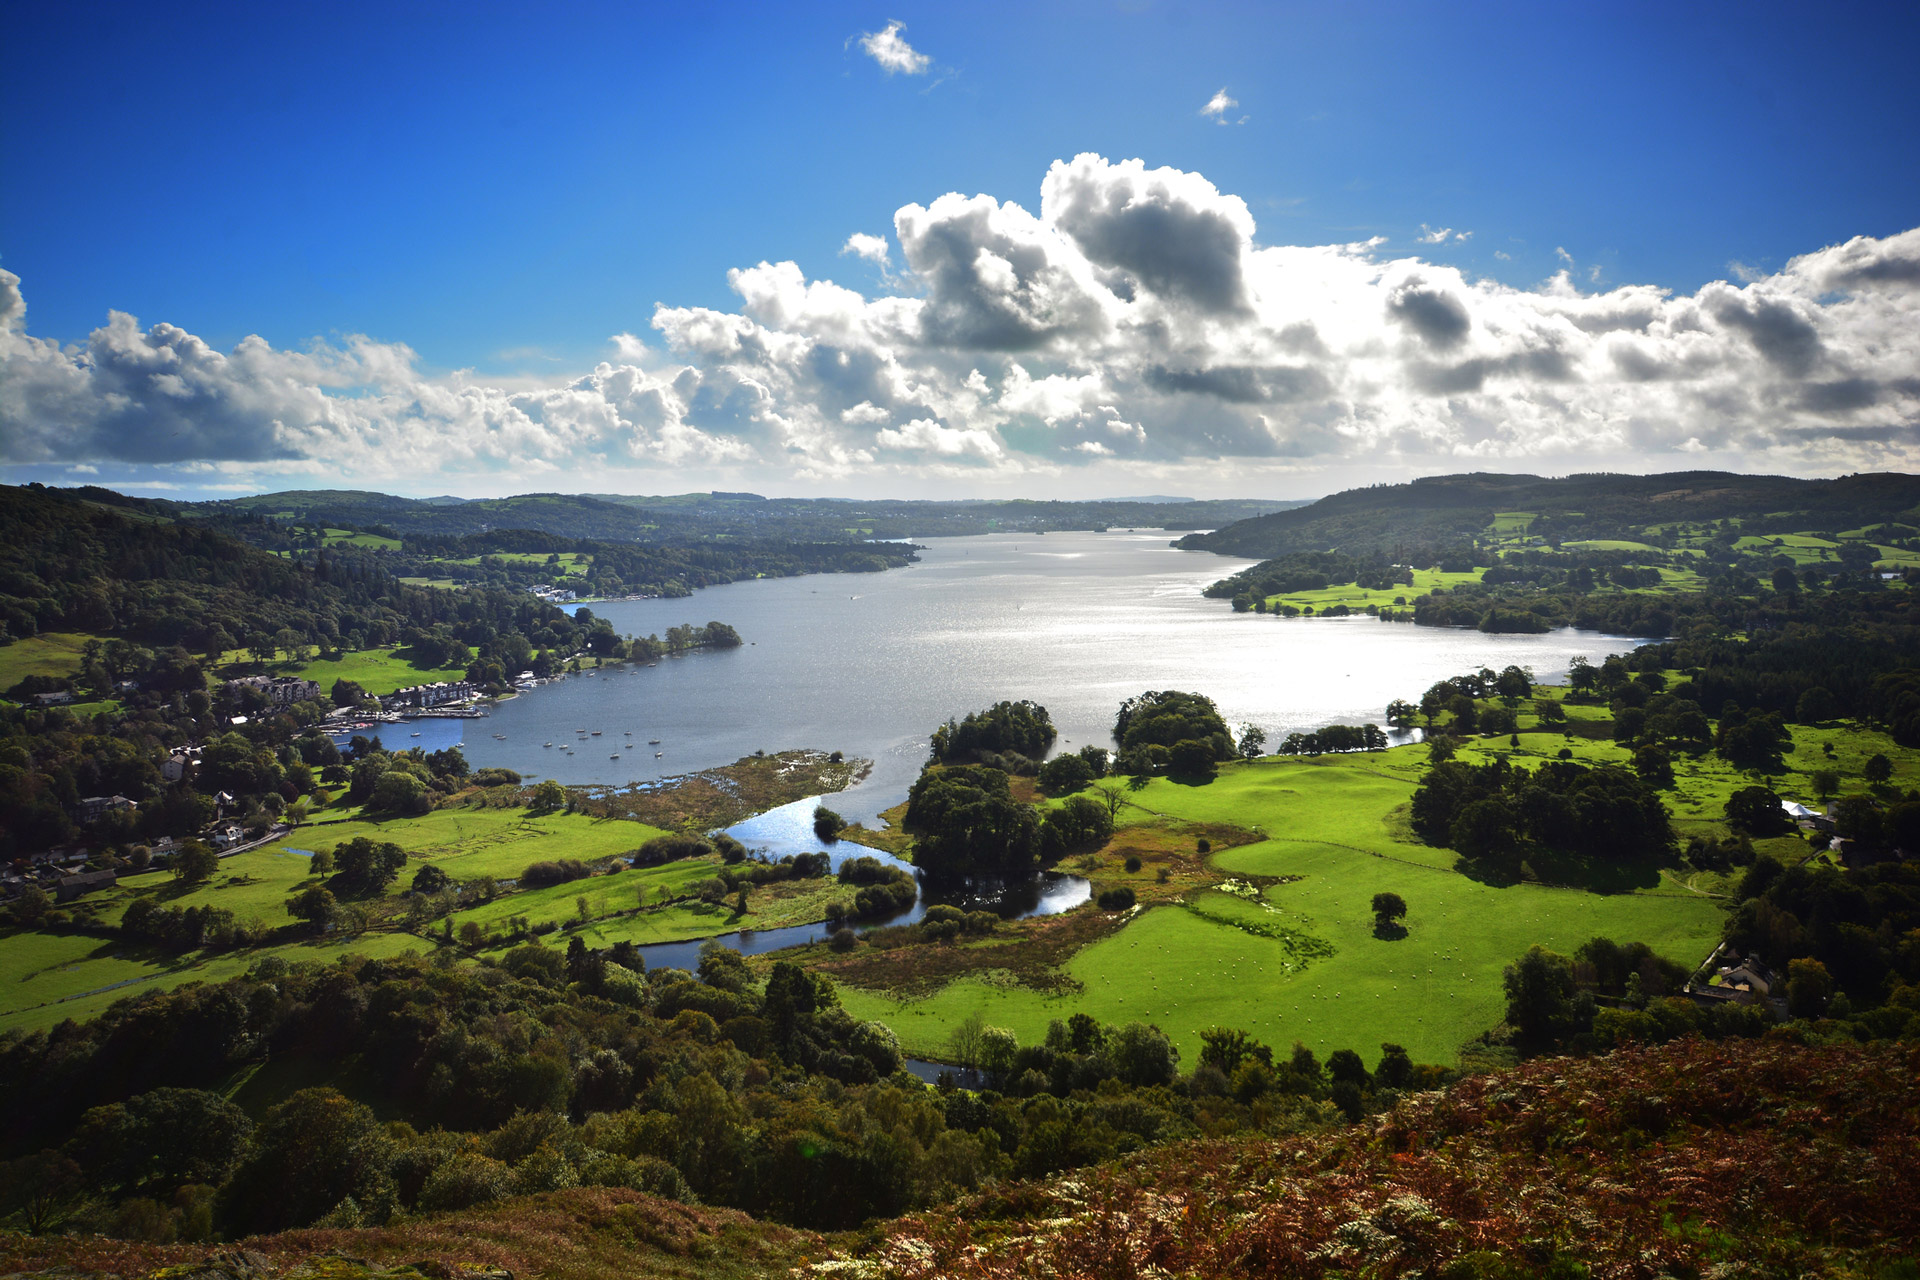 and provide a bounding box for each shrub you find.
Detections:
[521,858,590,887]
[418,1153,511,1212]
[1124,854,1143,873]
[812,806,844,841]
[633,833,712,865]
[828,927,859,952]
[1097,886,1137,911]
